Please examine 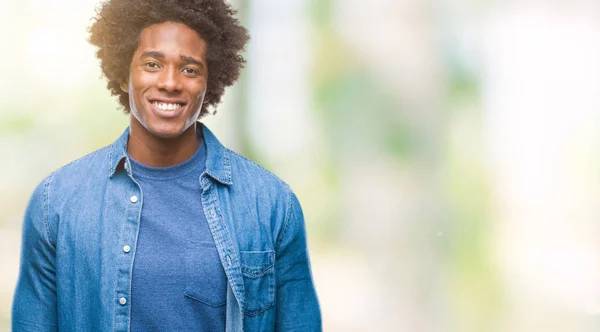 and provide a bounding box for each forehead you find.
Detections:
[137,21,207,58]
